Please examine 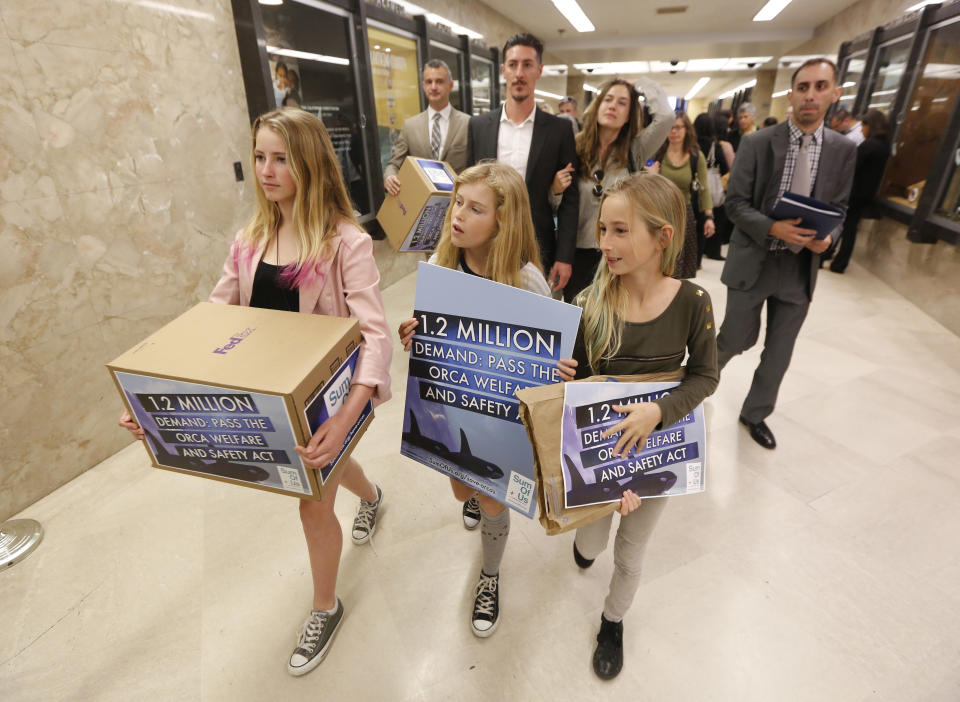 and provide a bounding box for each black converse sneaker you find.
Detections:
[462,495,481,530]
[287,598,344,676]
[471,572,500,637]
[351,485,383,545]
[592,615,623,680]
